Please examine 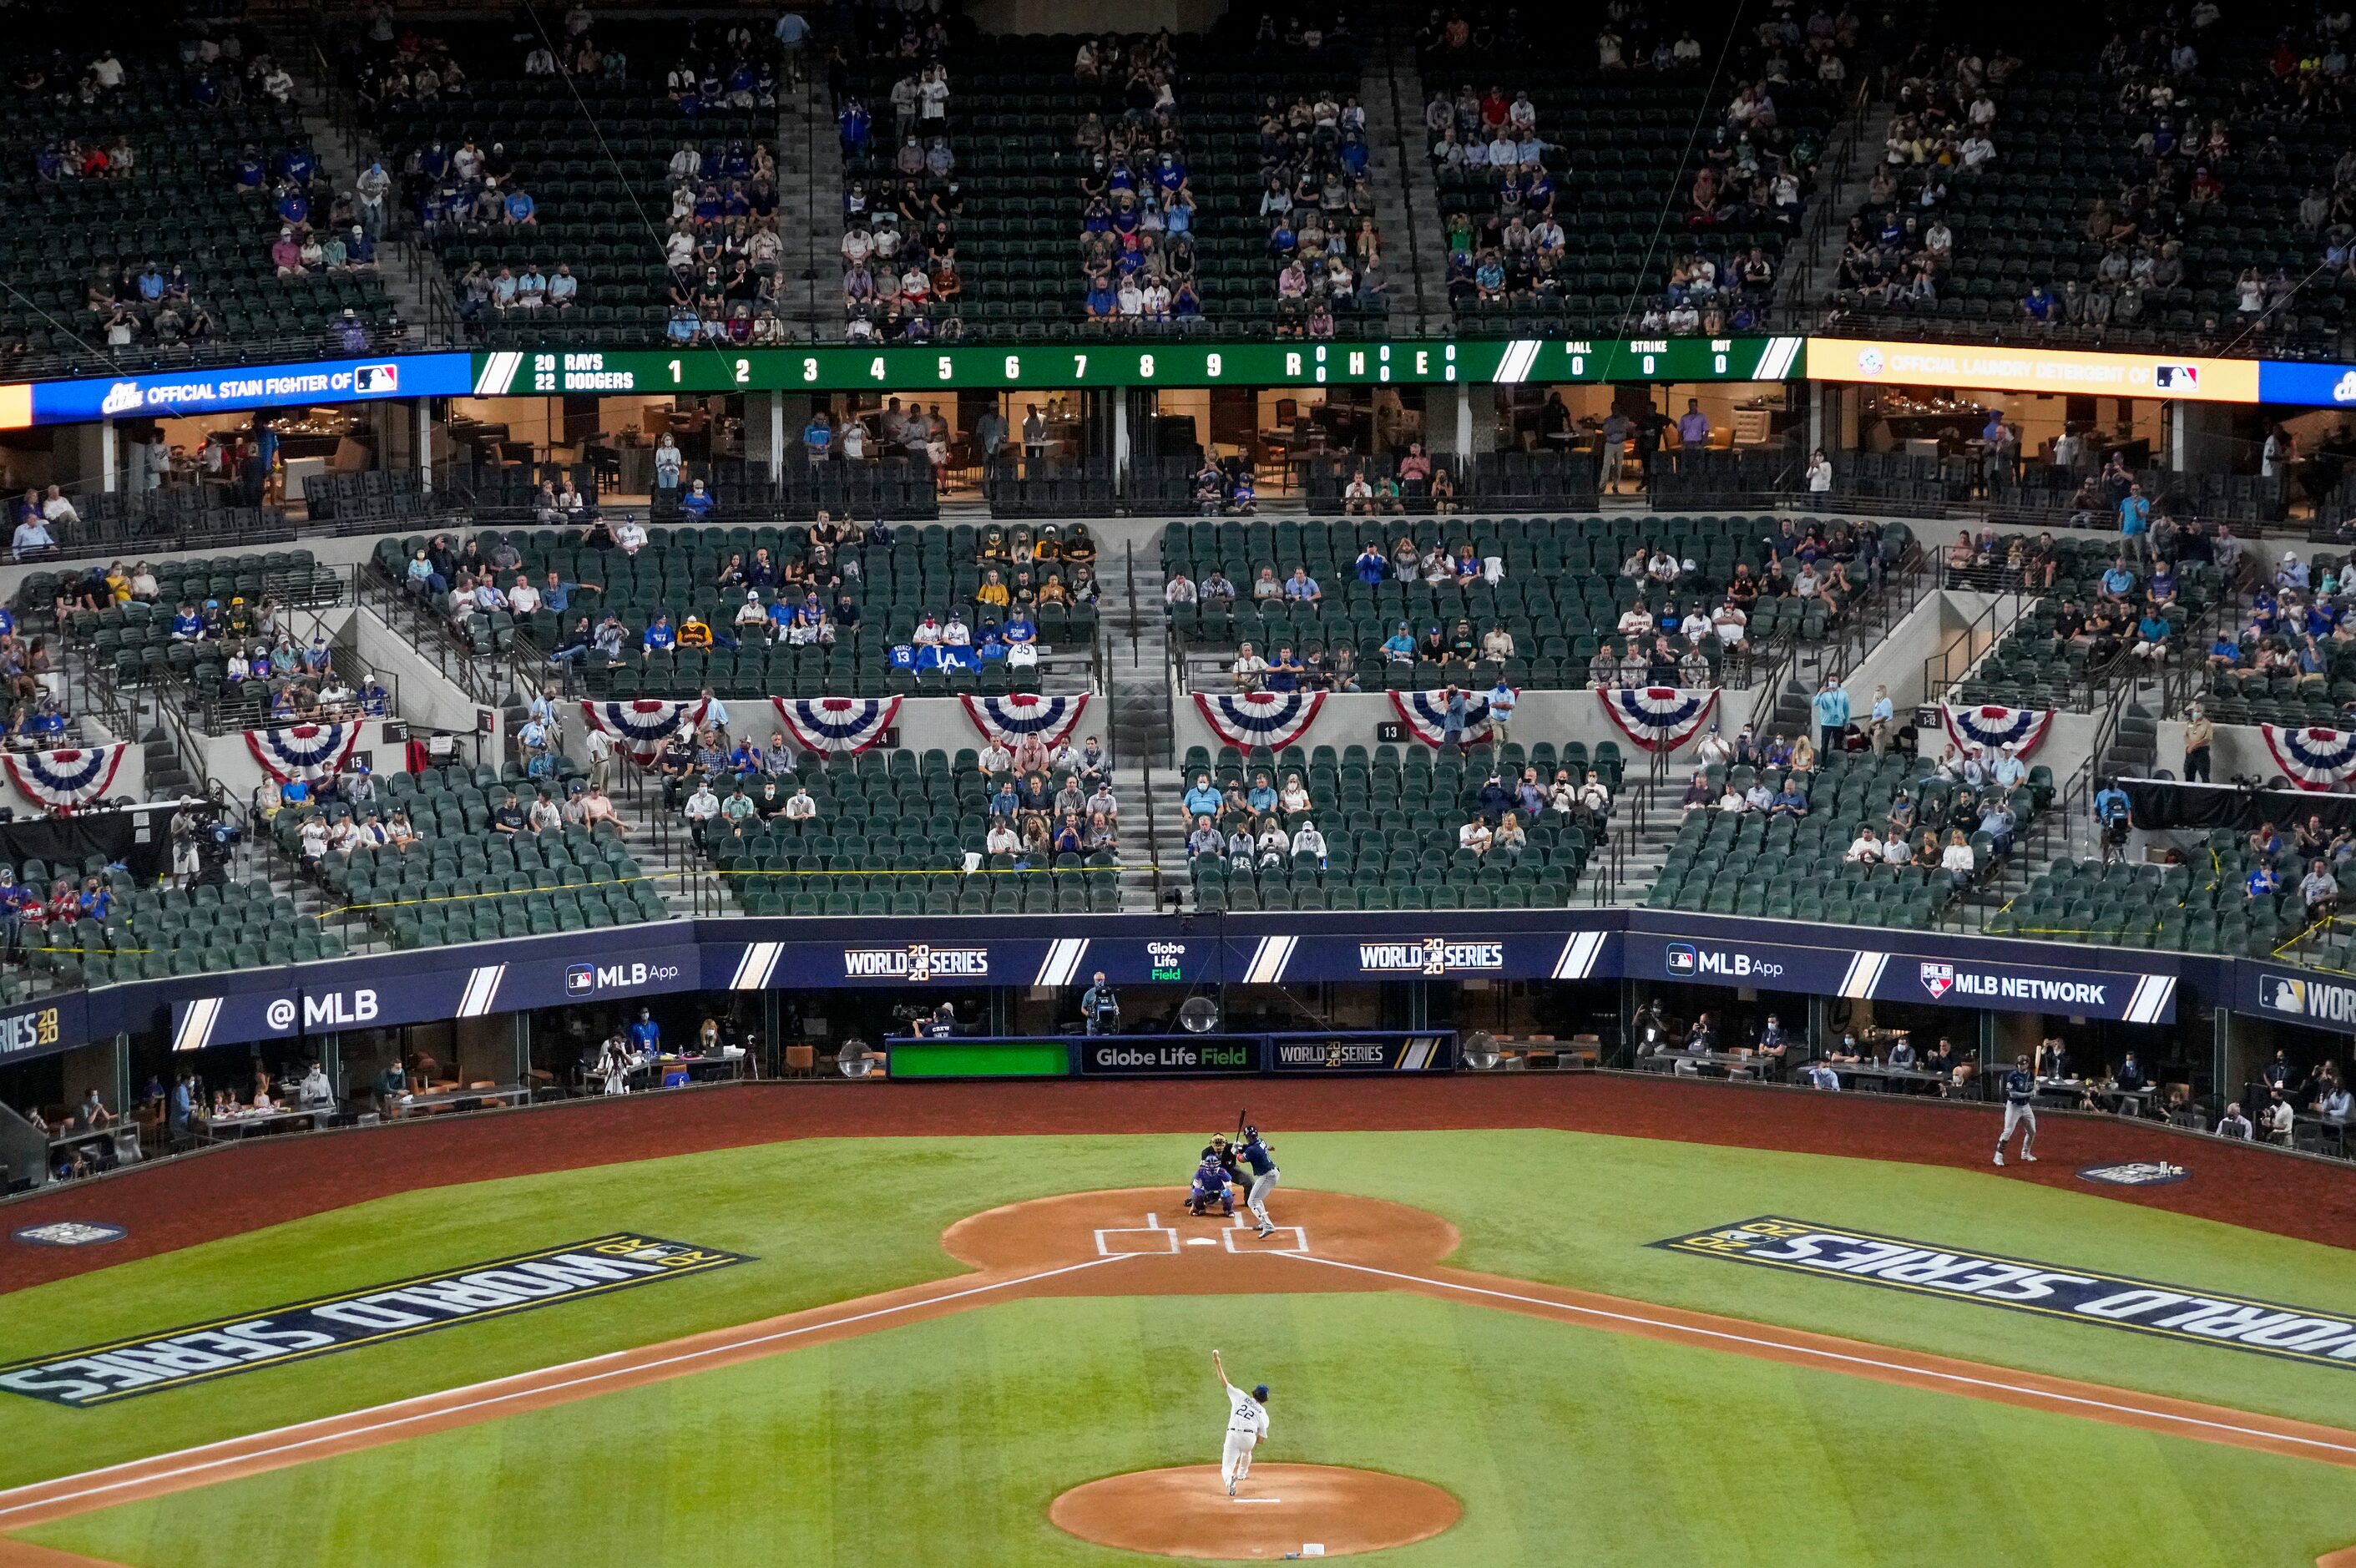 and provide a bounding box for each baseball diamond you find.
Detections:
[4,1082,2356,1566]
[18,5,2356,1564]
